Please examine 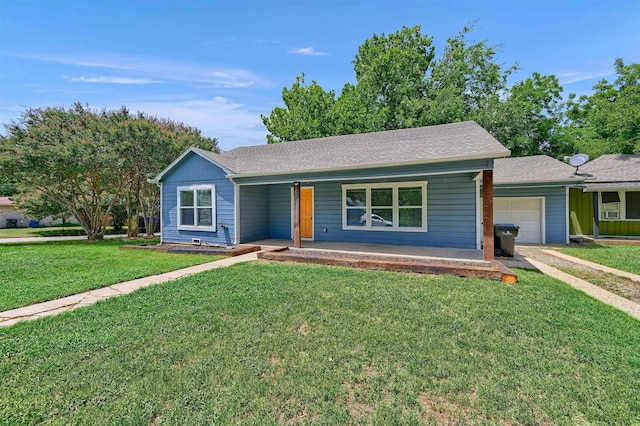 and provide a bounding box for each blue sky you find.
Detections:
[1,1,638,151]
